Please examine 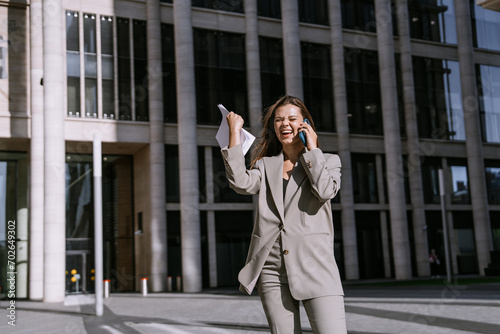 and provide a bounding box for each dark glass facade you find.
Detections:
[194,29,248,125]
[345,49,383,135]
[413,57,465,140]
[301,42,335,132]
